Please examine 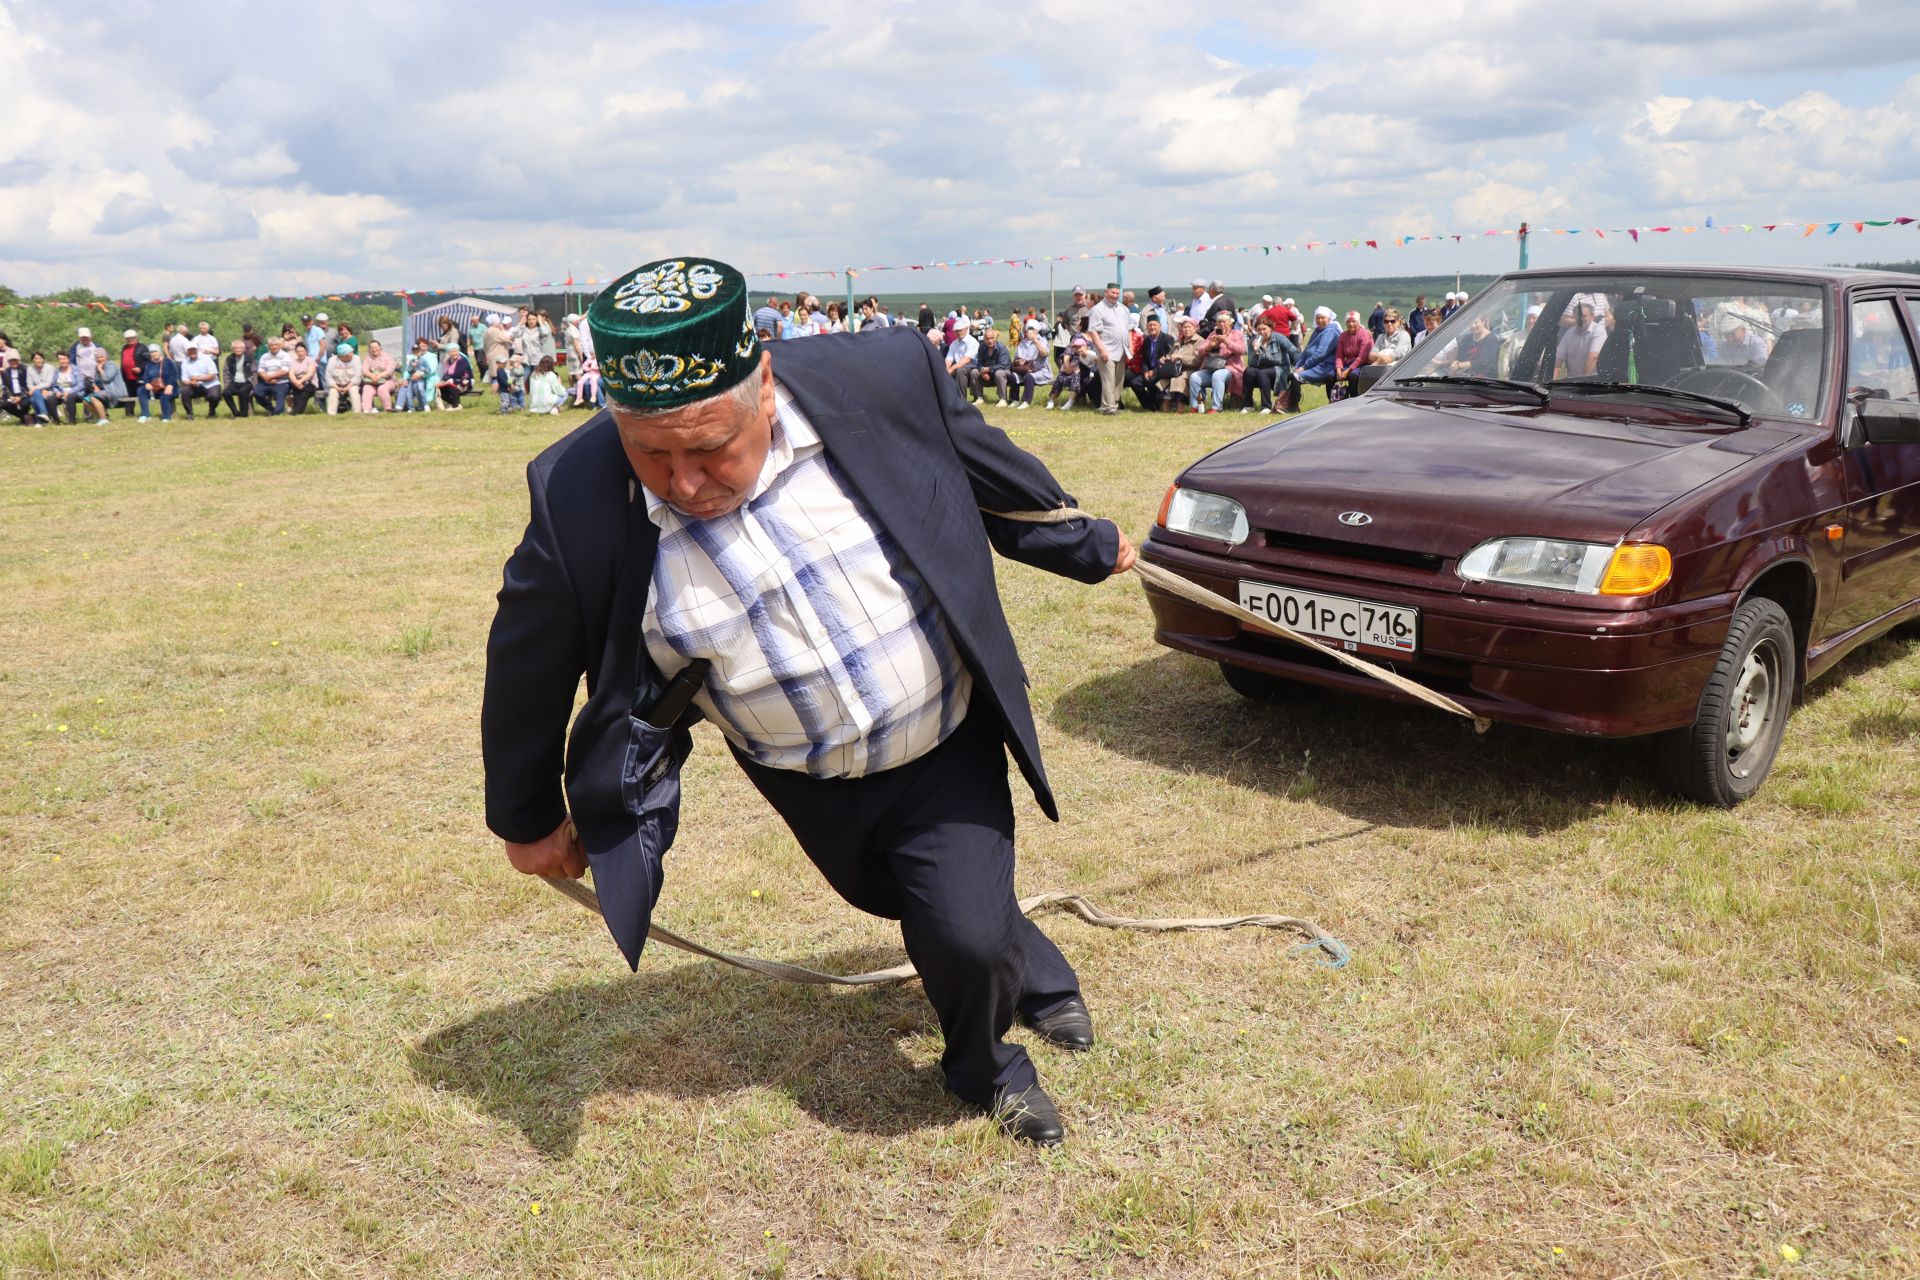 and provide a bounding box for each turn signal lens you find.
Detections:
[1156,482,1178,528]
[1597,543,1672,596]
